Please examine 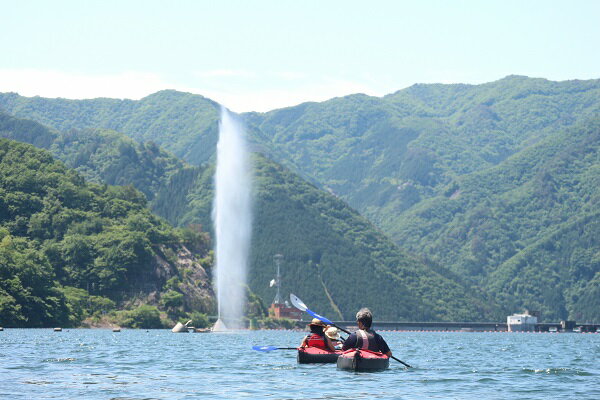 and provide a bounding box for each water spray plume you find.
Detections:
[212,107,253,331]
